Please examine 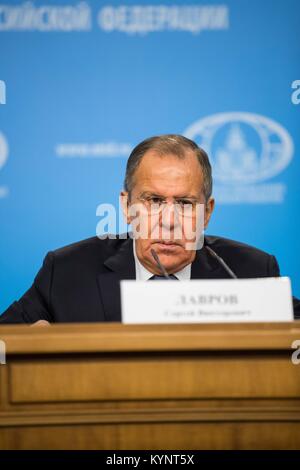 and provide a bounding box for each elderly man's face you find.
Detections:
[121,149,214,275]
